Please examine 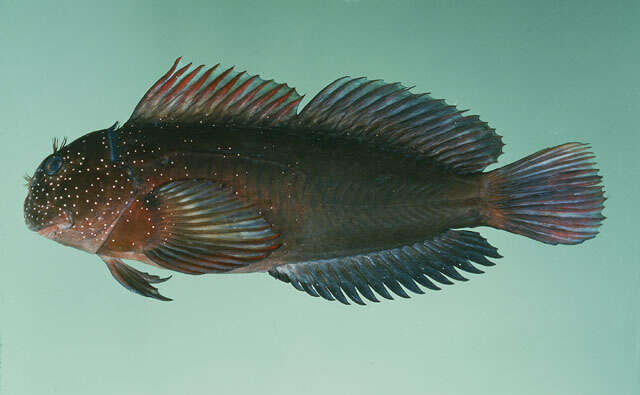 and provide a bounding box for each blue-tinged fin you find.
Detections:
[269,230,501,305]
[292,77,504,174]
[142,180,280,275]
[101,256,172,301]
[125,58,303,127]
